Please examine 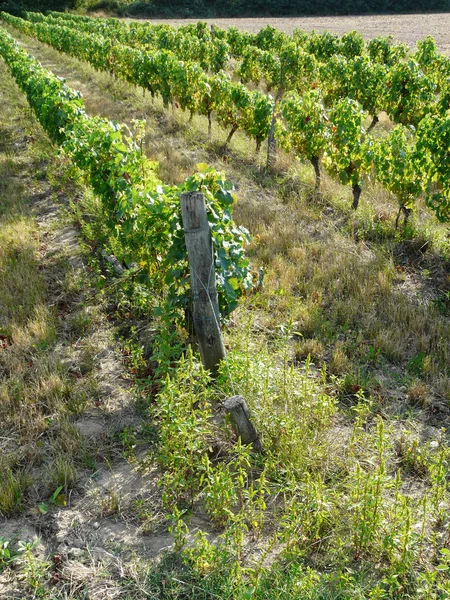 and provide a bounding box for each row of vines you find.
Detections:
[5,9,449,221]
